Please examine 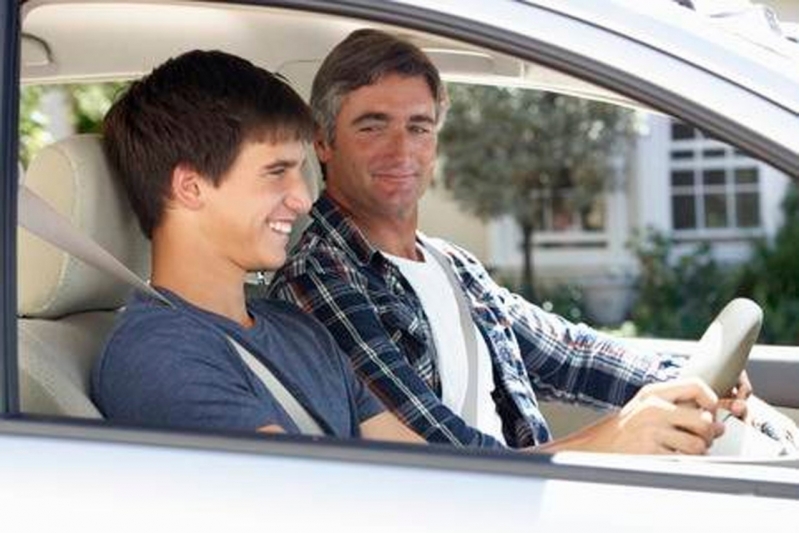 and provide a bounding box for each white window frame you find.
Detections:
[668,122,764,240]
